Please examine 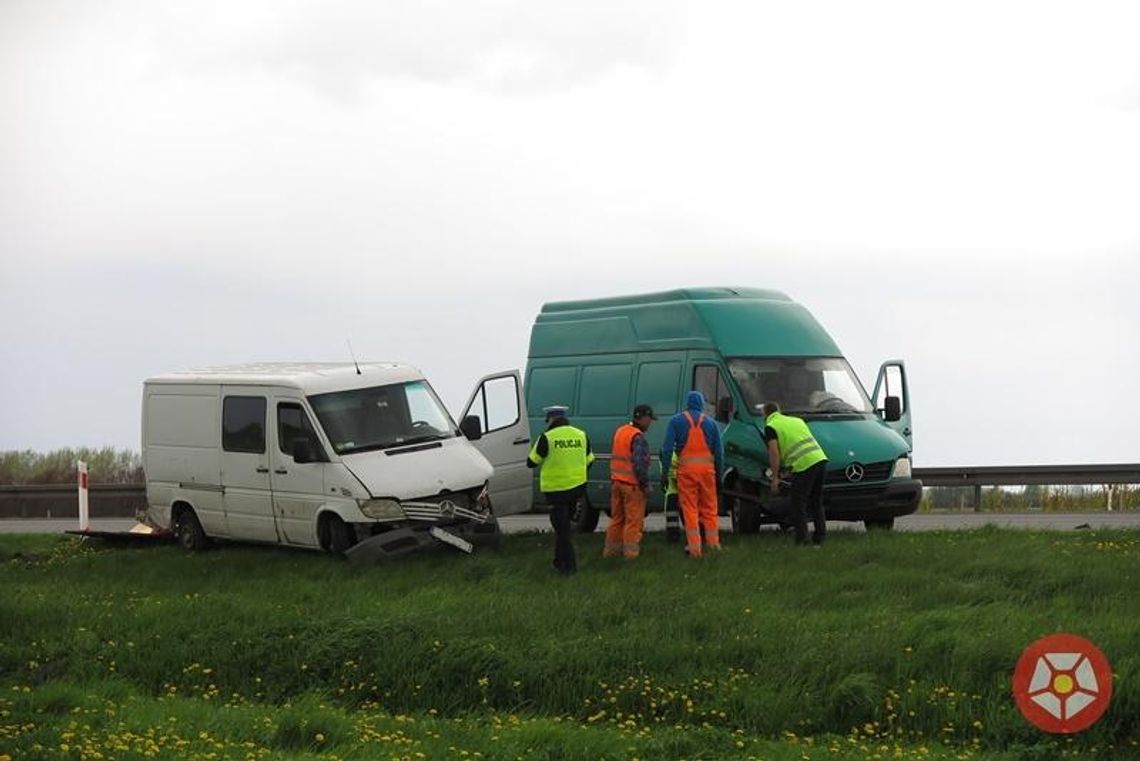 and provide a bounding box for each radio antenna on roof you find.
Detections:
[346,339,362,375]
